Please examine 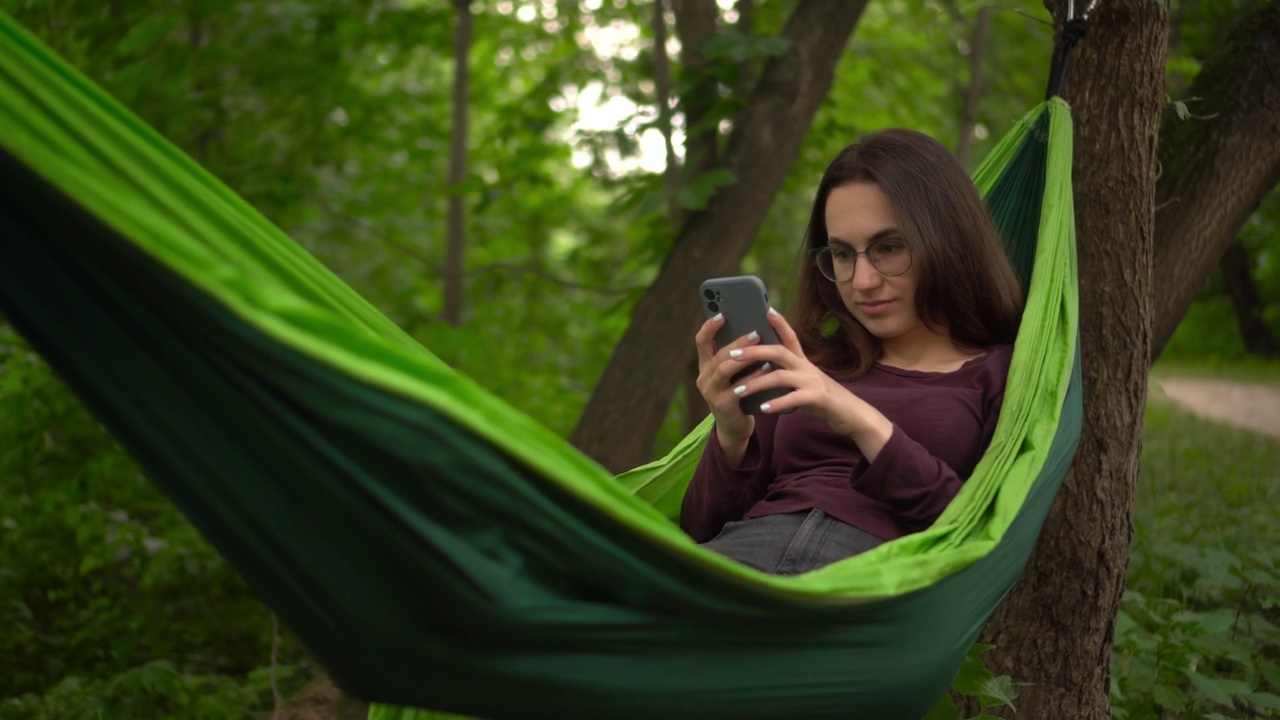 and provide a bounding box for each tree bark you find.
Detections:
[651,0,681,228]
[1219,240,1280,357]
[734,0,756,101]
[660,0,713,435]
[671,0,719,177]
[1150,0,1280,358]
[956,5,992,168]
[570,0,869,472]
[443,0,471,327]
[979,1,1167,717]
